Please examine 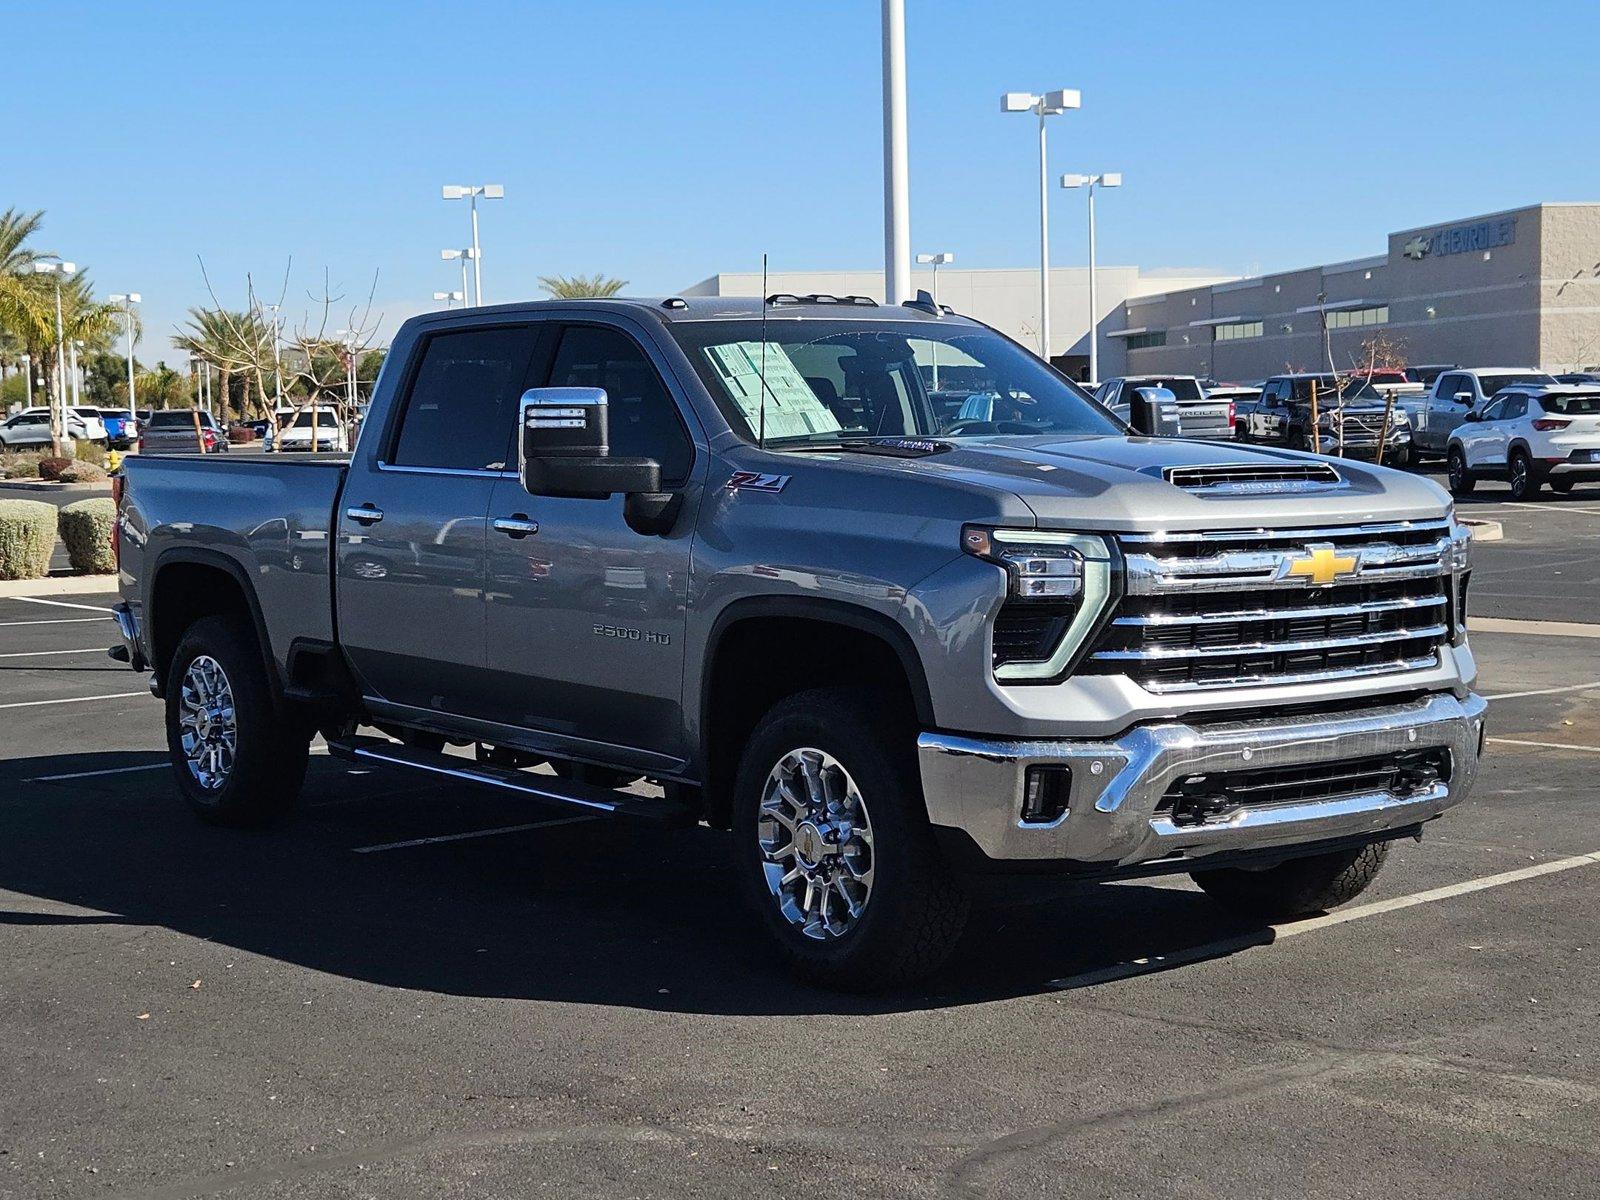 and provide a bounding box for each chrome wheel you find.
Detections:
[178,654,237,790]
[1510,454,1530,496]
[757,748,875,940]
